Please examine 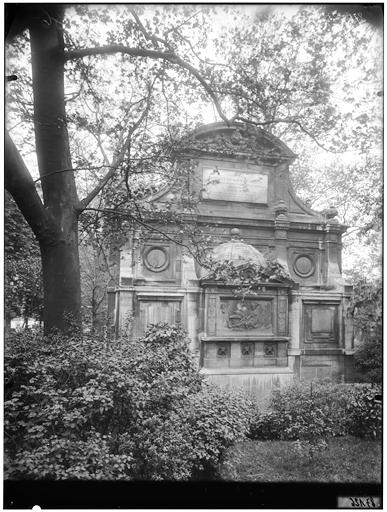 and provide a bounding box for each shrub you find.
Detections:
[345,385,382,439]
[249,381,381,442]
[185,385,255,478]
[5,324,253,480]
[351,278,382,384]
[354,338,382,384]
